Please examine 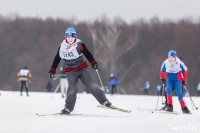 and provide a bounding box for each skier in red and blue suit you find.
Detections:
[160,50,190,114]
